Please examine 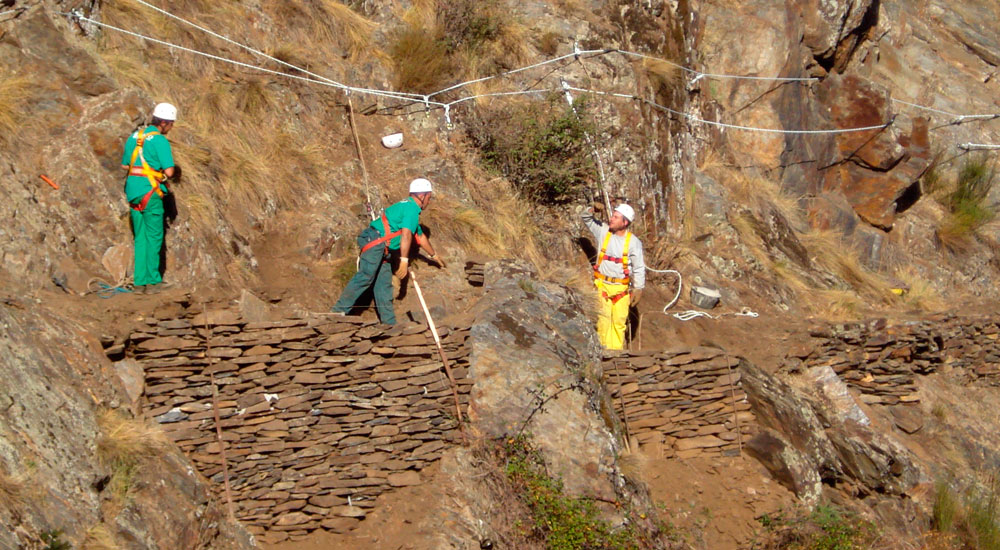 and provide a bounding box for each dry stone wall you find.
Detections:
[118,302,789,541]
[602,348,756,459]
[780,316,1000,406]
[122,305,470,543]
